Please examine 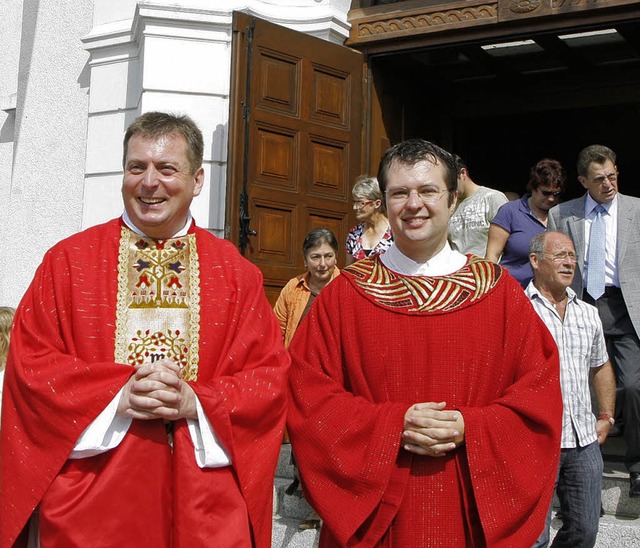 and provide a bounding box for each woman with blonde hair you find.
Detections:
[345,175,393,264]
[0,306,16,420]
